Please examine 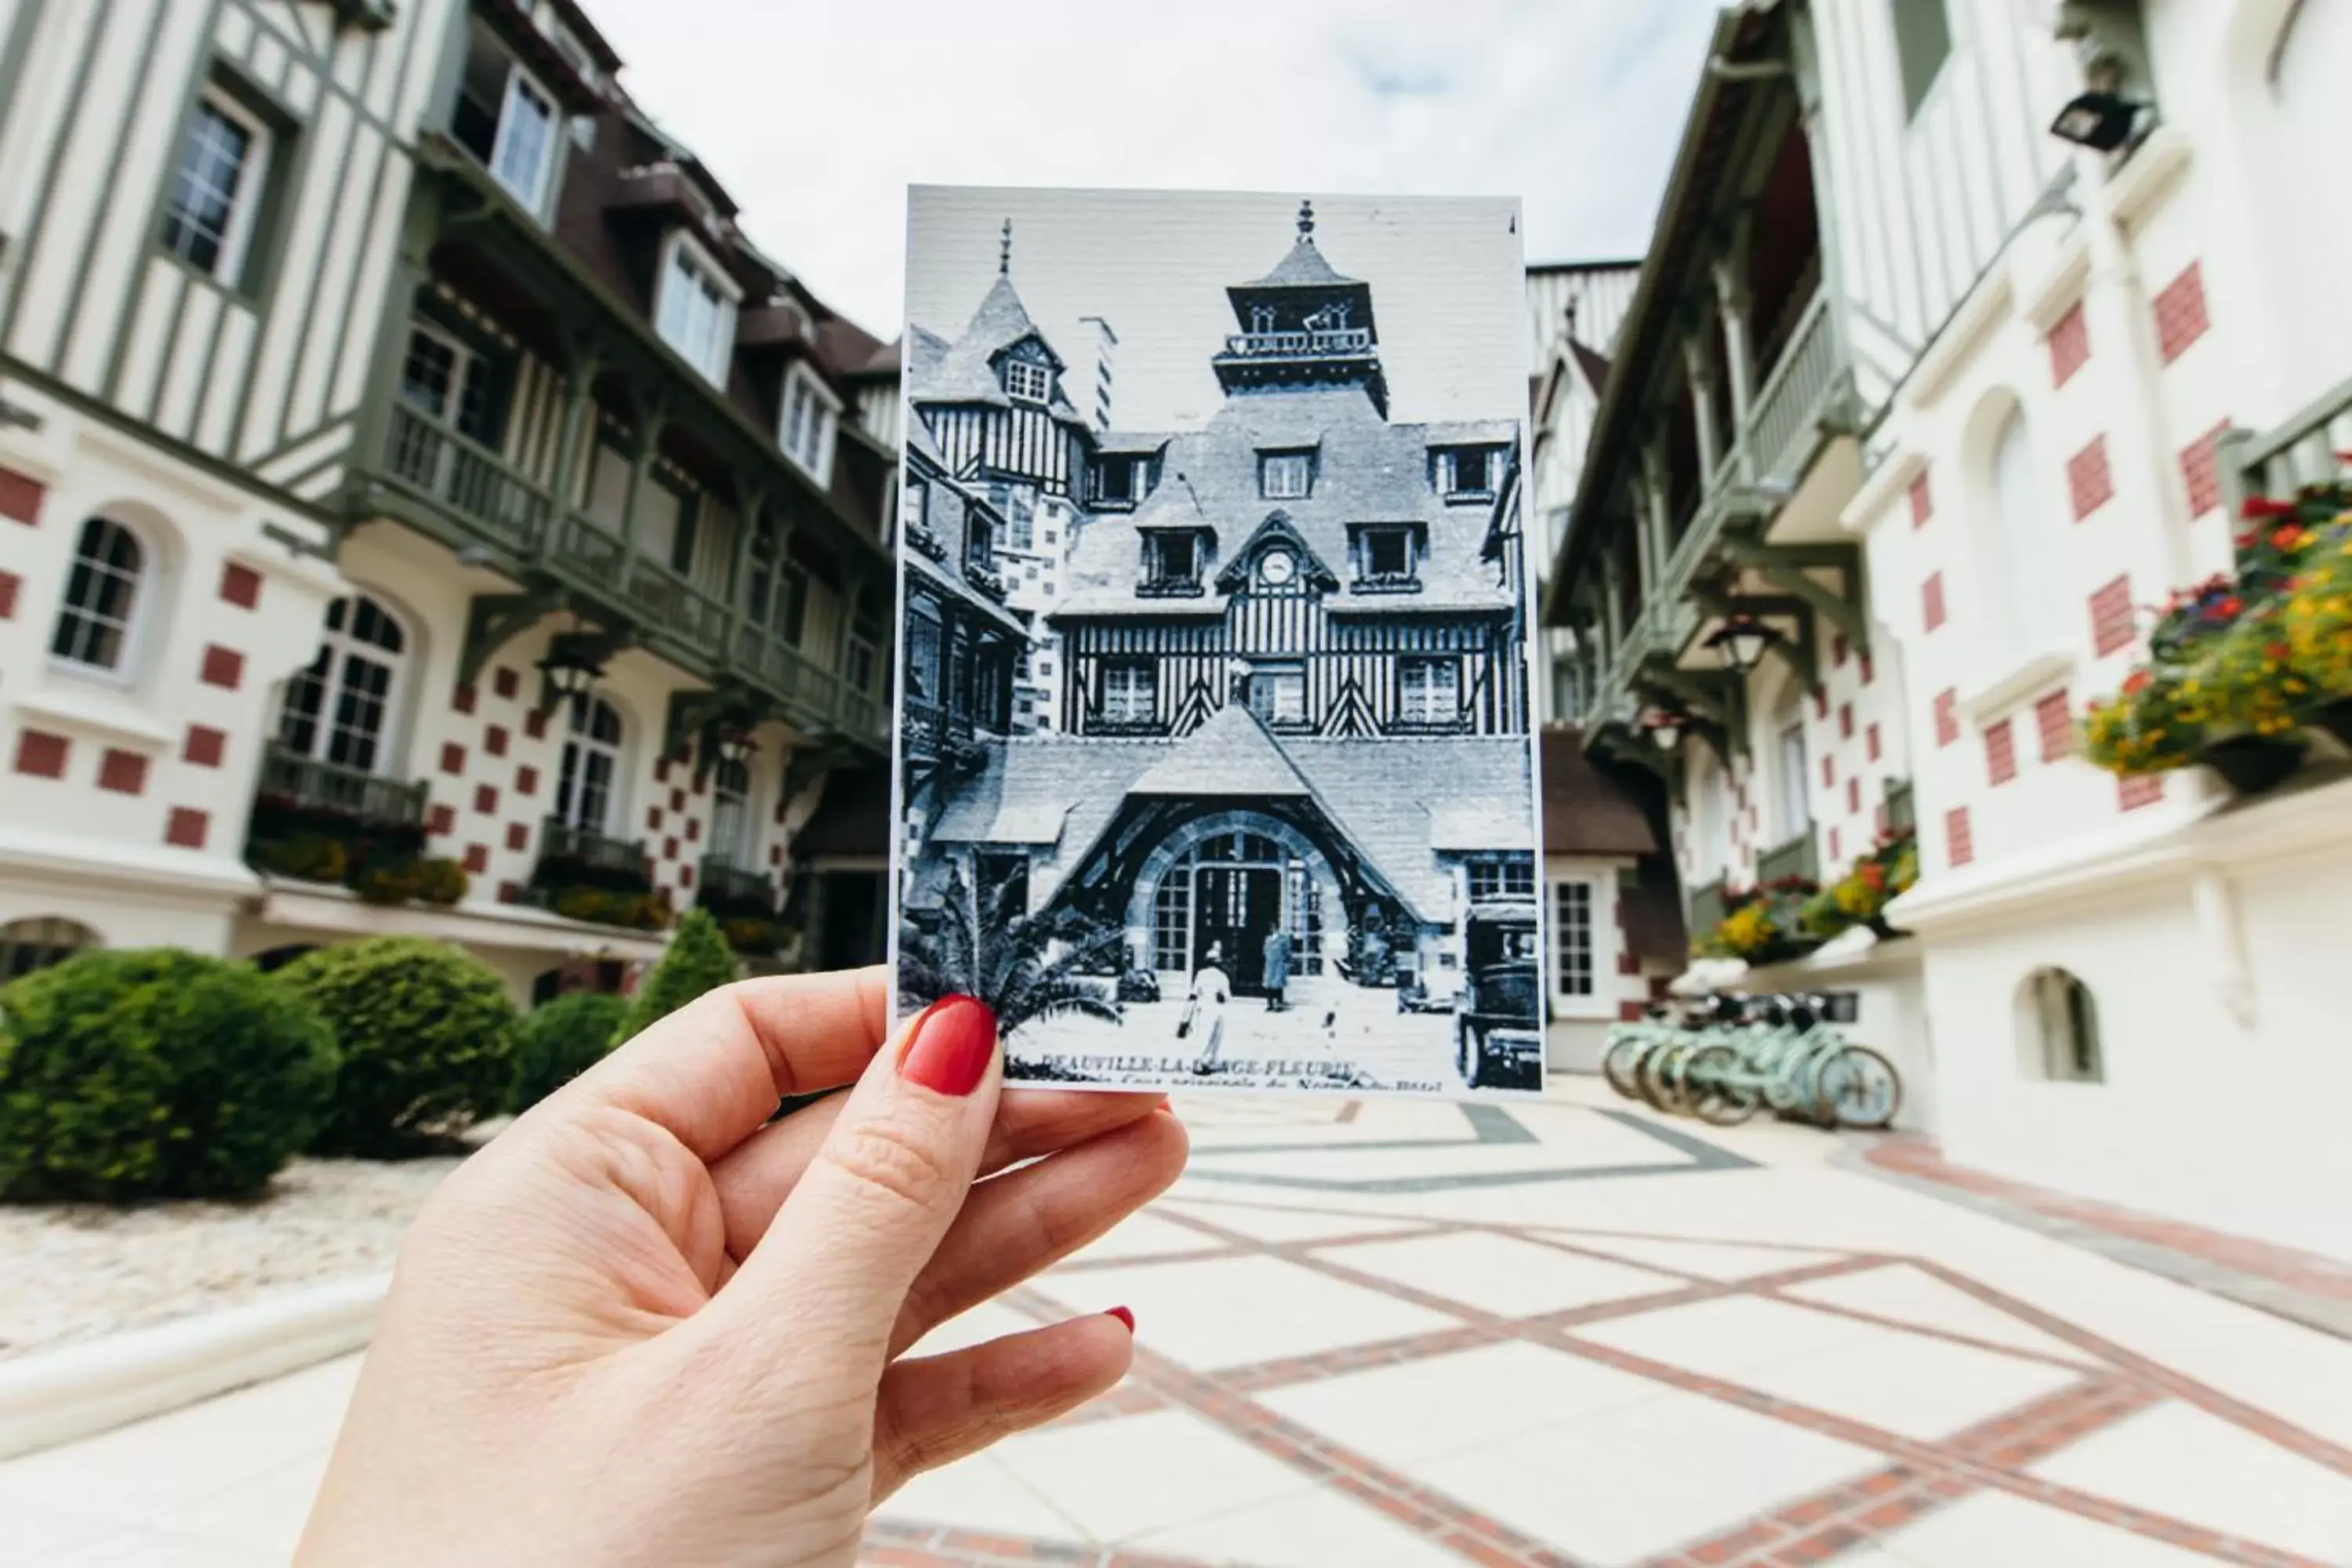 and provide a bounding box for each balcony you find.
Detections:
[1689,878,1730,938]
[698,856,775,913]
[382,404,551,556]
[1218,328,1374,358]
[538,818,649,880]
[1757,829,1820,887]
[253,742,428,827]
